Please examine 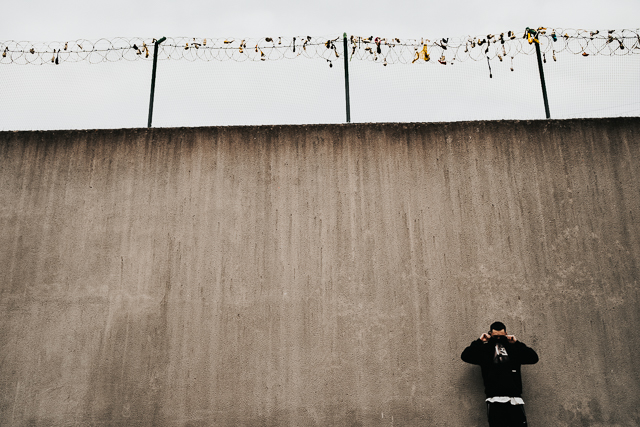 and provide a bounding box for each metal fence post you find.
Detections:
[148,36,166,128]
[530,29,551,119]
[343,33,351,123]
